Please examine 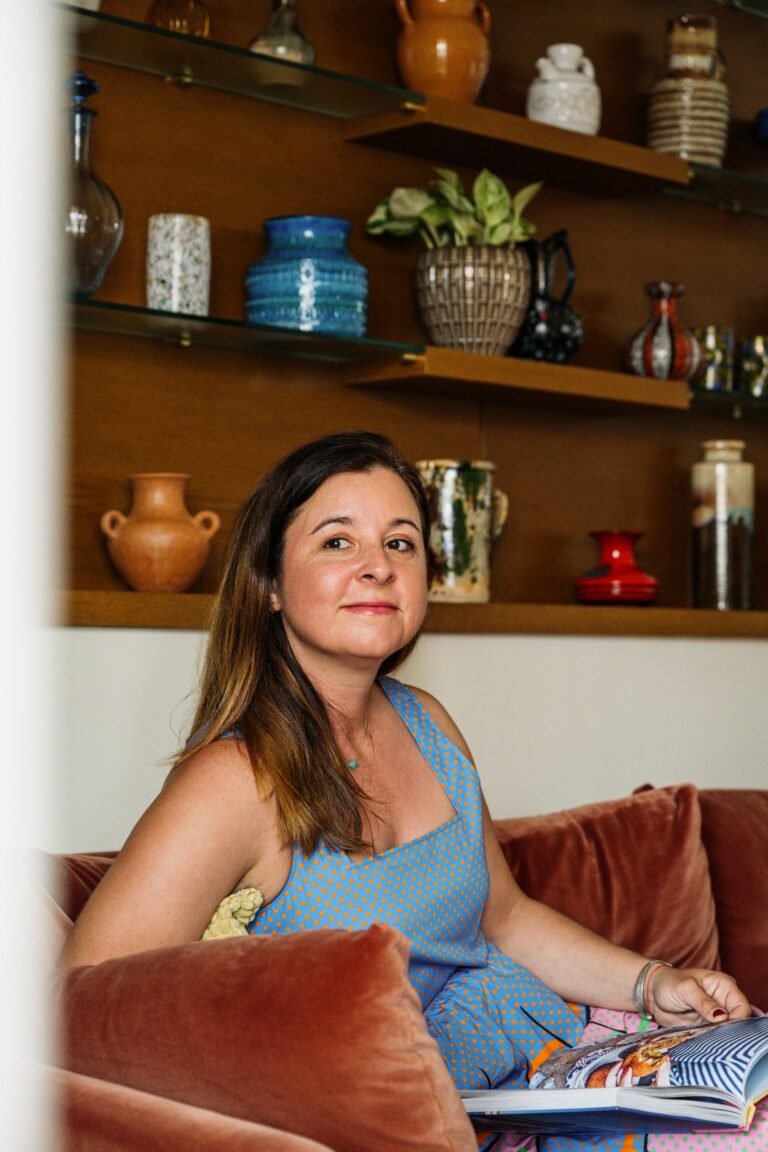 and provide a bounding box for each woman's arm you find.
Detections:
[479,801,750,1025]
[60,739,276,968]
[409,684,751,1026]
